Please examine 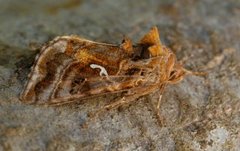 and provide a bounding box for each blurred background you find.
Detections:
[0,0,240,150]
